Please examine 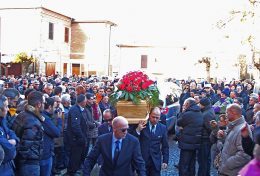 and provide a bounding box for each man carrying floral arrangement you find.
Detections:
[133,107,169,176]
